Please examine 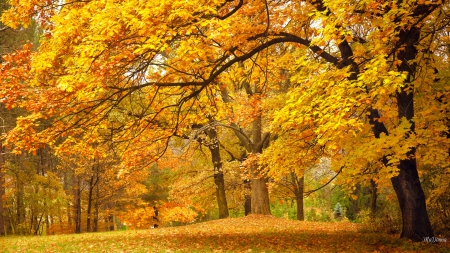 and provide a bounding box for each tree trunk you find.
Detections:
[221,78,272,216]
[206,128,229,219]
[388,27,433,241]
[292,173,304,221]
[0,143,5,236]
[108,214,114,231]
[93,177,99,232]
[391,158,433,241]
[250,117,271,215]
[370,179,377,219]
[214,173,229,219]
[338,18,434,239]
[45,212,50,235]
[64,171,73,227]
[16,155,25,226]
[73,175,82,234]
[244,179,251,216]
[86,175,94,232]
[347,184,360,221]
[296,195,304,221]
[251,177,271,215]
